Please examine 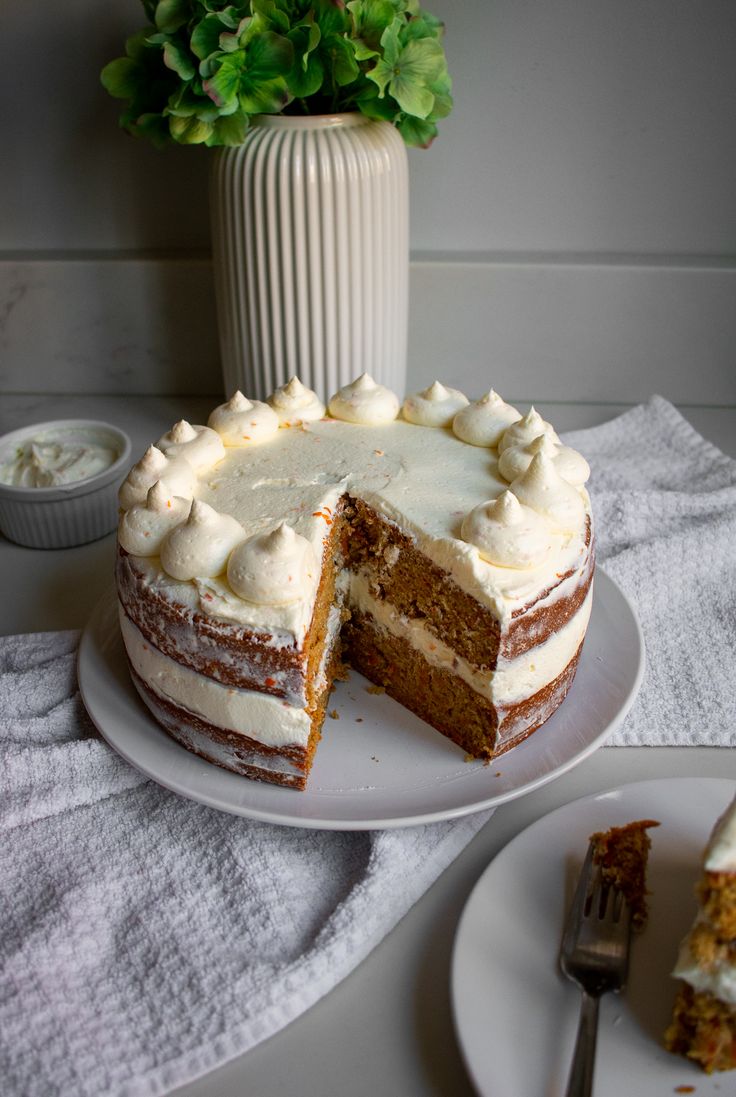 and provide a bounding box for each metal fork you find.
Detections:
[559,842,633,1097]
